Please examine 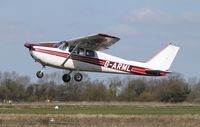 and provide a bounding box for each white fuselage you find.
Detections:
[30,45,151,75]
